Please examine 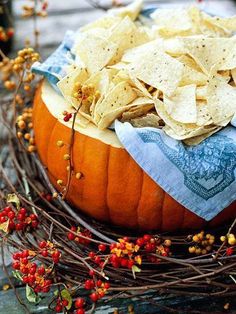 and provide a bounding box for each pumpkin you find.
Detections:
[32,81,236,231]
